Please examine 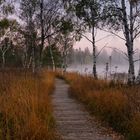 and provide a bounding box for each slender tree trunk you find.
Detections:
[22,46,28,69]
[61,52,65,75]
[29,23,36,73]
[121,0,135,84]
[62,38,67,73]
[62,51,66,73]
[92,25,97,79]
[63,54,67,73]
[90,2,97,79]
[40,0,44,67]
[27,56,32,69]
[48,37,56,71]
[64,39,68,73]
[32,44,35,73]
[127,46,135,83]
[109,56,112,76]
[129,1,135,84]
[2,53,5,69]
[49,46,55,71]
[64,53,67,72]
